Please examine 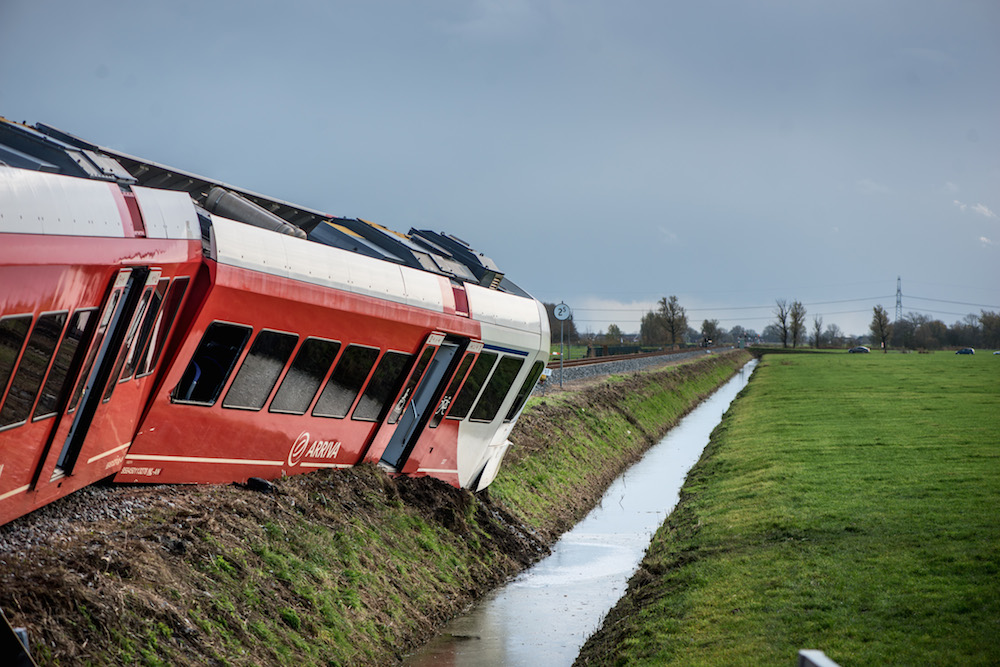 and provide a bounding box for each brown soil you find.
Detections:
[0,466,544,665]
